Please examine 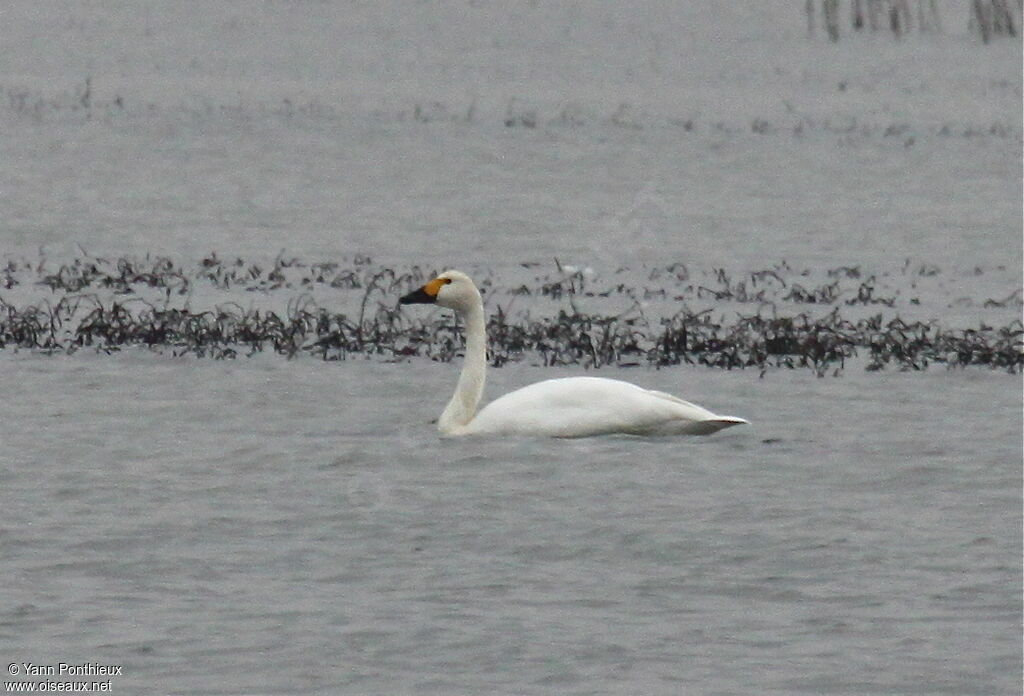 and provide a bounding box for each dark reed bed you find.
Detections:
[0,254,1020,376]
[807,0,1019,42]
